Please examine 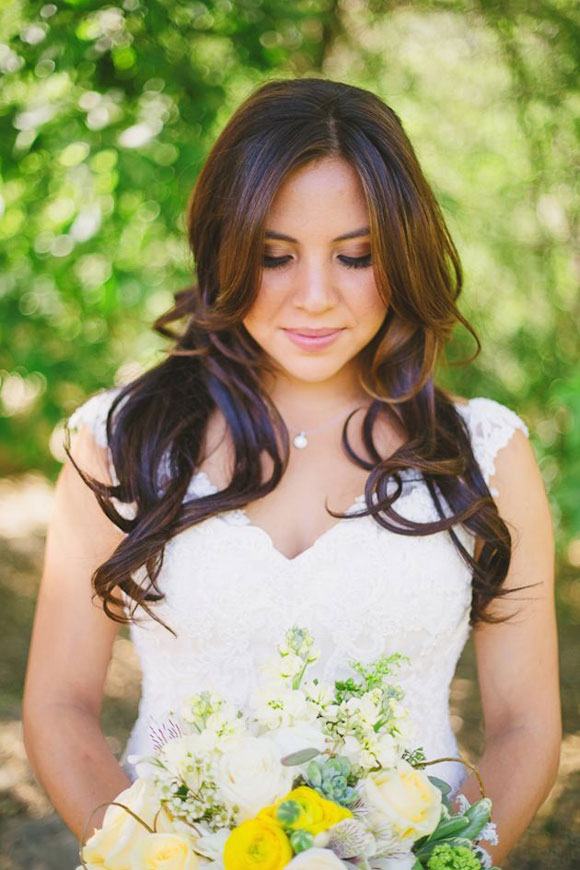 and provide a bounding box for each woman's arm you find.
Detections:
[454,428,561,865]
[22,421,132,839]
